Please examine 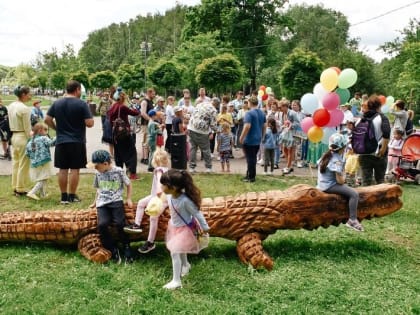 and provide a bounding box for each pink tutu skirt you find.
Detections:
[165,222,208,254]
